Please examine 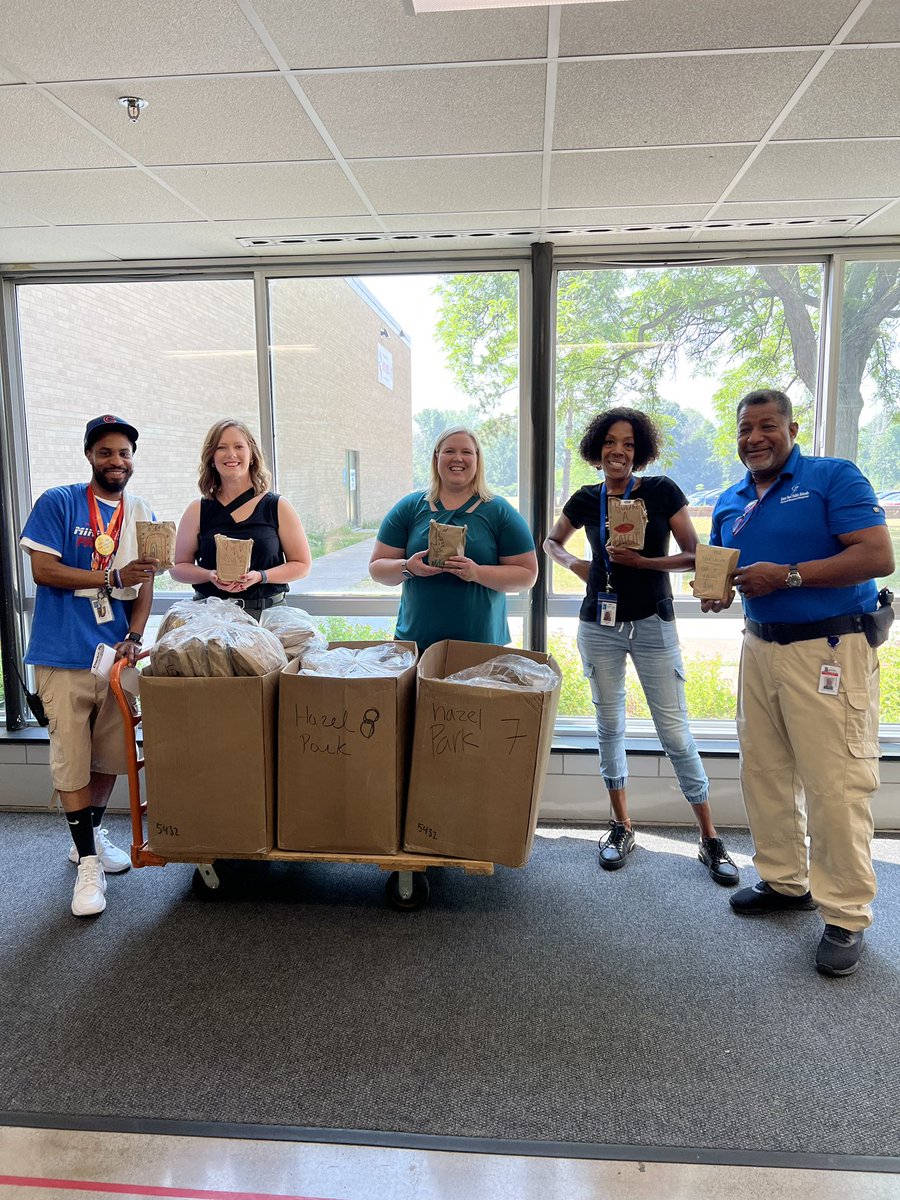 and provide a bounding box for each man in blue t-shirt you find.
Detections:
[20,415,159,918]
[704,388,894,977]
